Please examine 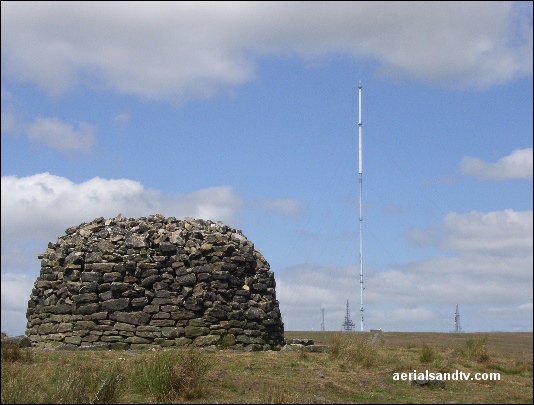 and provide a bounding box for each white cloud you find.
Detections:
[113,110,131,129]
[459,148,533,180]
[408,209,533,256]
[250,198,304,216]
[24,117,96,153]
[276,208,532,332]
[170,187,244,224]
[441,209,533,253]
[1,89,19,134]
[475,303,533,331]
[1,2,531,99]
[1,273,34,312]
[372,307,437,324]
[1,110,16,134]
[1,173,532,335]
[1,102,97,154]
[0,172,313,335]
[0,172,244,241]
[0,273,35,336]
